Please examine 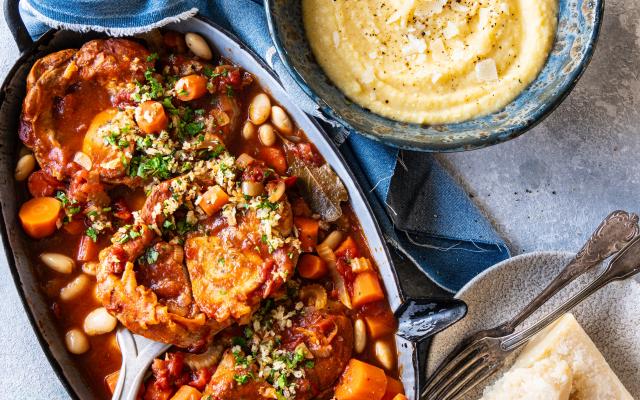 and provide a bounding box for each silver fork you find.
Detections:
[422,233,640,400]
